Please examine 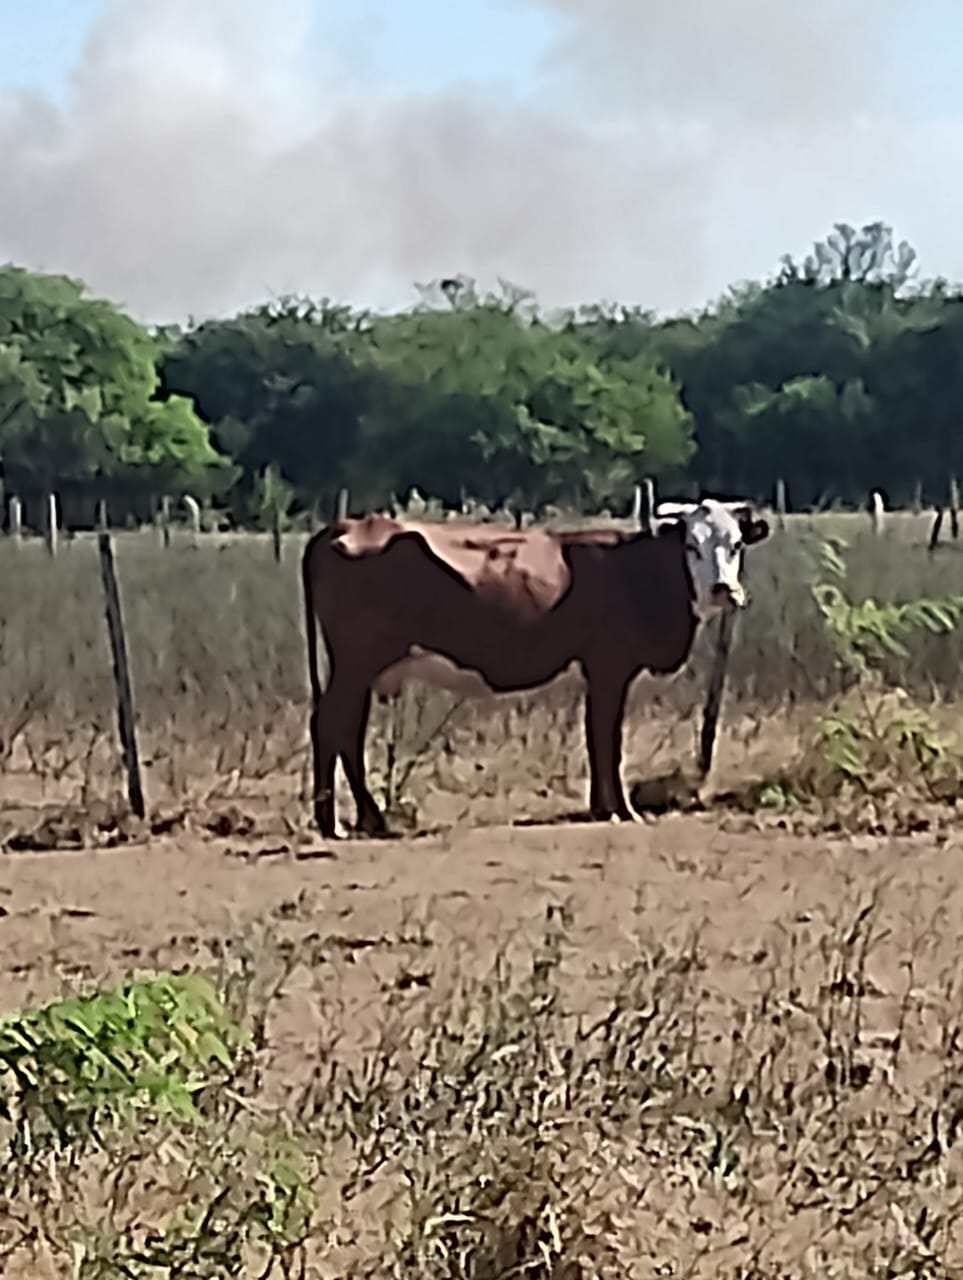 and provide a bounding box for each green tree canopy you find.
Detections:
[356,279,693,512]
[8,218,963,522]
